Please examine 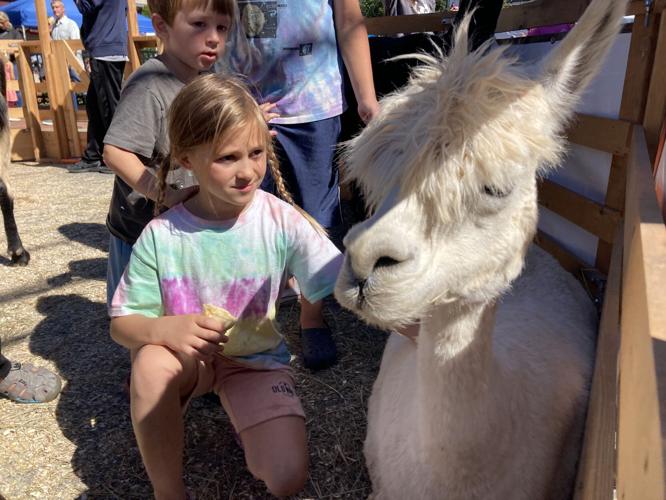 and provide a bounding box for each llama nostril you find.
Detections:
[374,256,402,270]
